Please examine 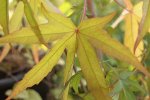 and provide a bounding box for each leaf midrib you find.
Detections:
[78,35,106,92]
[80,33,132,58]
[21,33,75,86]
[10,31,74,37]
[78,18,111,30]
